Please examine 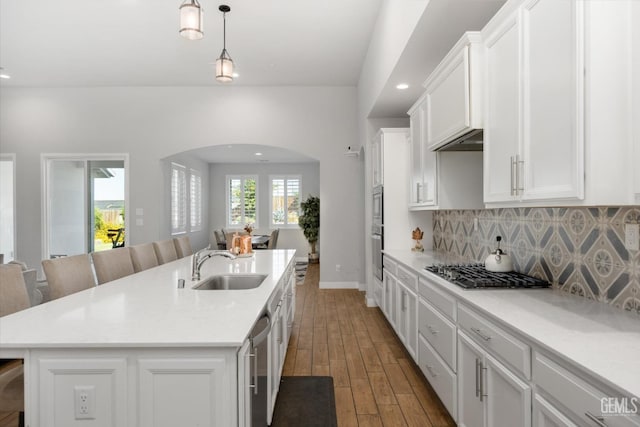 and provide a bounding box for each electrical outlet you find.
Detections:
[473,218,479,232]
[74,385,96,420]
[336,264,341,272]
[625,223,639,251]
